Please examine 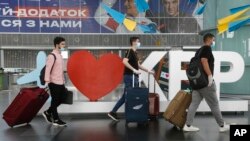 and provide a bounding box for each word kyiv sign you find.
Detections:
[141,51,245,101]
